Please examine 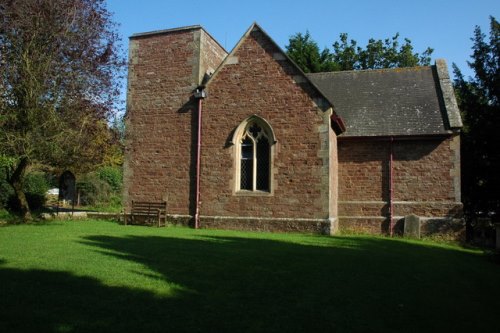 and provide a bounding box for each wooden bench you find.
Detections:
[124,201,167,227]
